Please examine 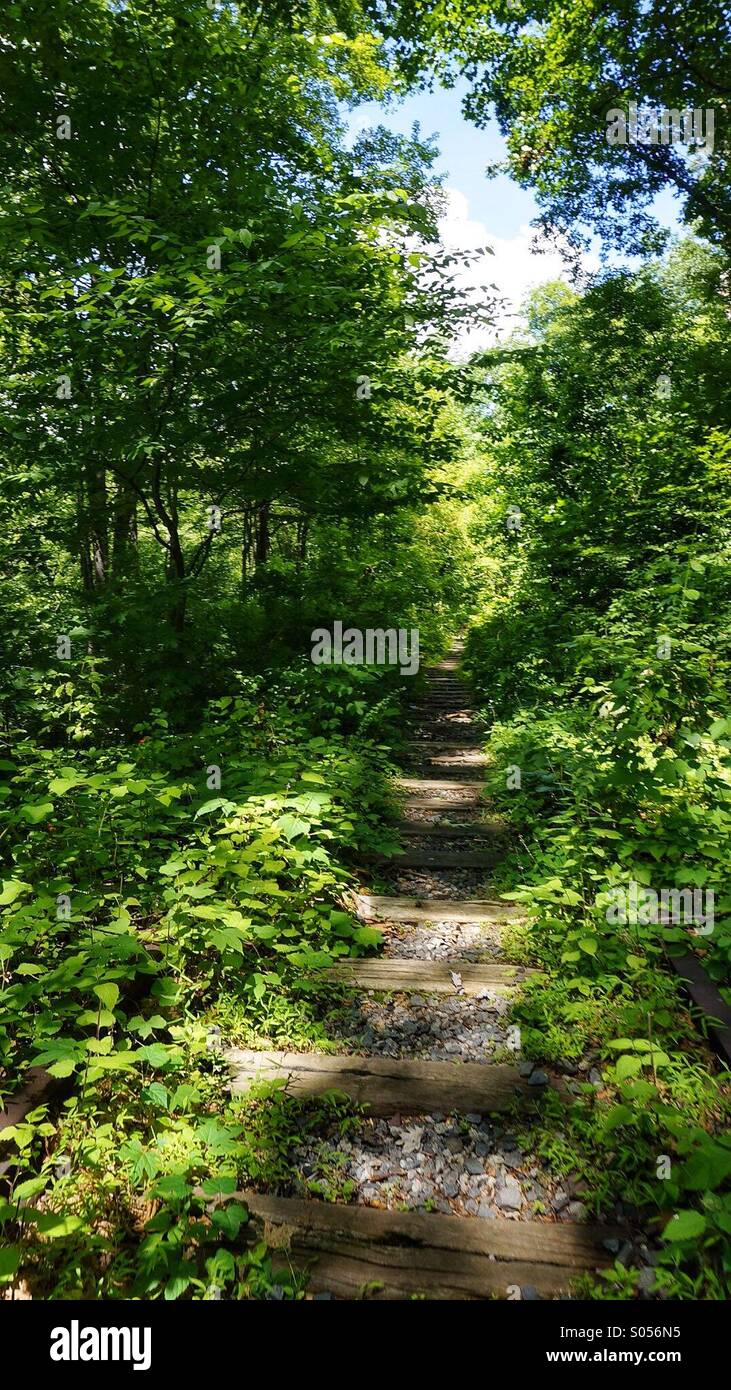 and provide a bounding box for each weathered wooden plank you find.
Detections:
[398,820,504,838]
[413,722,482,737]
[398,797,484,811]
[403,763,486,782]
[411,695,475,706]
[355,894,522,924]
[405,745,487,761]
[409,740,482,750]
[370,848,501,868]
[320,958,532,993]
[281,1248,576,1299]
[669,953,731,1067]
[416,710,475,718]
[226,1050,541,1113]
[395,777,483,797]
[239,1192,616,1299]
[293,1251,573,1300]
[243,1190,611,1266]
[414,705,473,714]
[407,760,486,773]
